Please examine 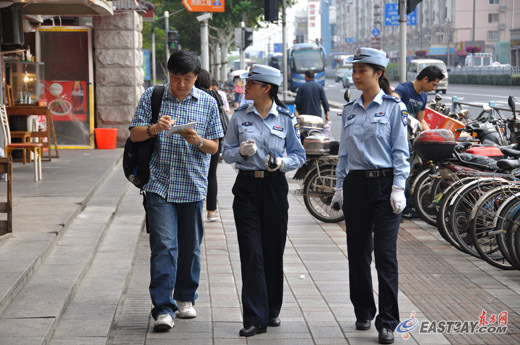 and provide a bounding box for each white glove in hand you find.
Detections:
[331,189,343,210]
[239,139,257,156]
[323,121,331,136]
[265,154,284,172]
[390,186,406,214]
